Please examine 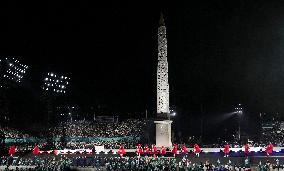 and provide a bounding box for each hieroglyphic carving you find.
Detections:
[157,14,169,115]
